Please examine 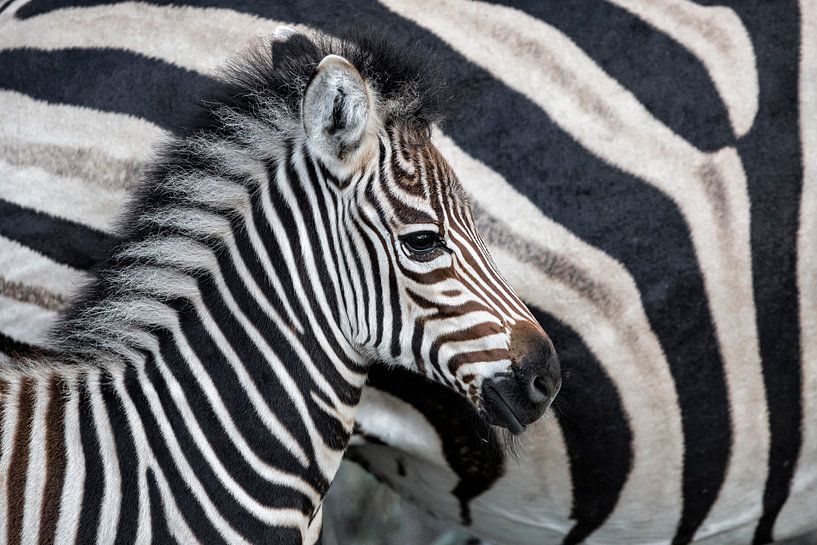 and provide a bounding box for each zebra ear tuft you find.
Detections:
[272,26,299,42]
[302,54,373,167]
